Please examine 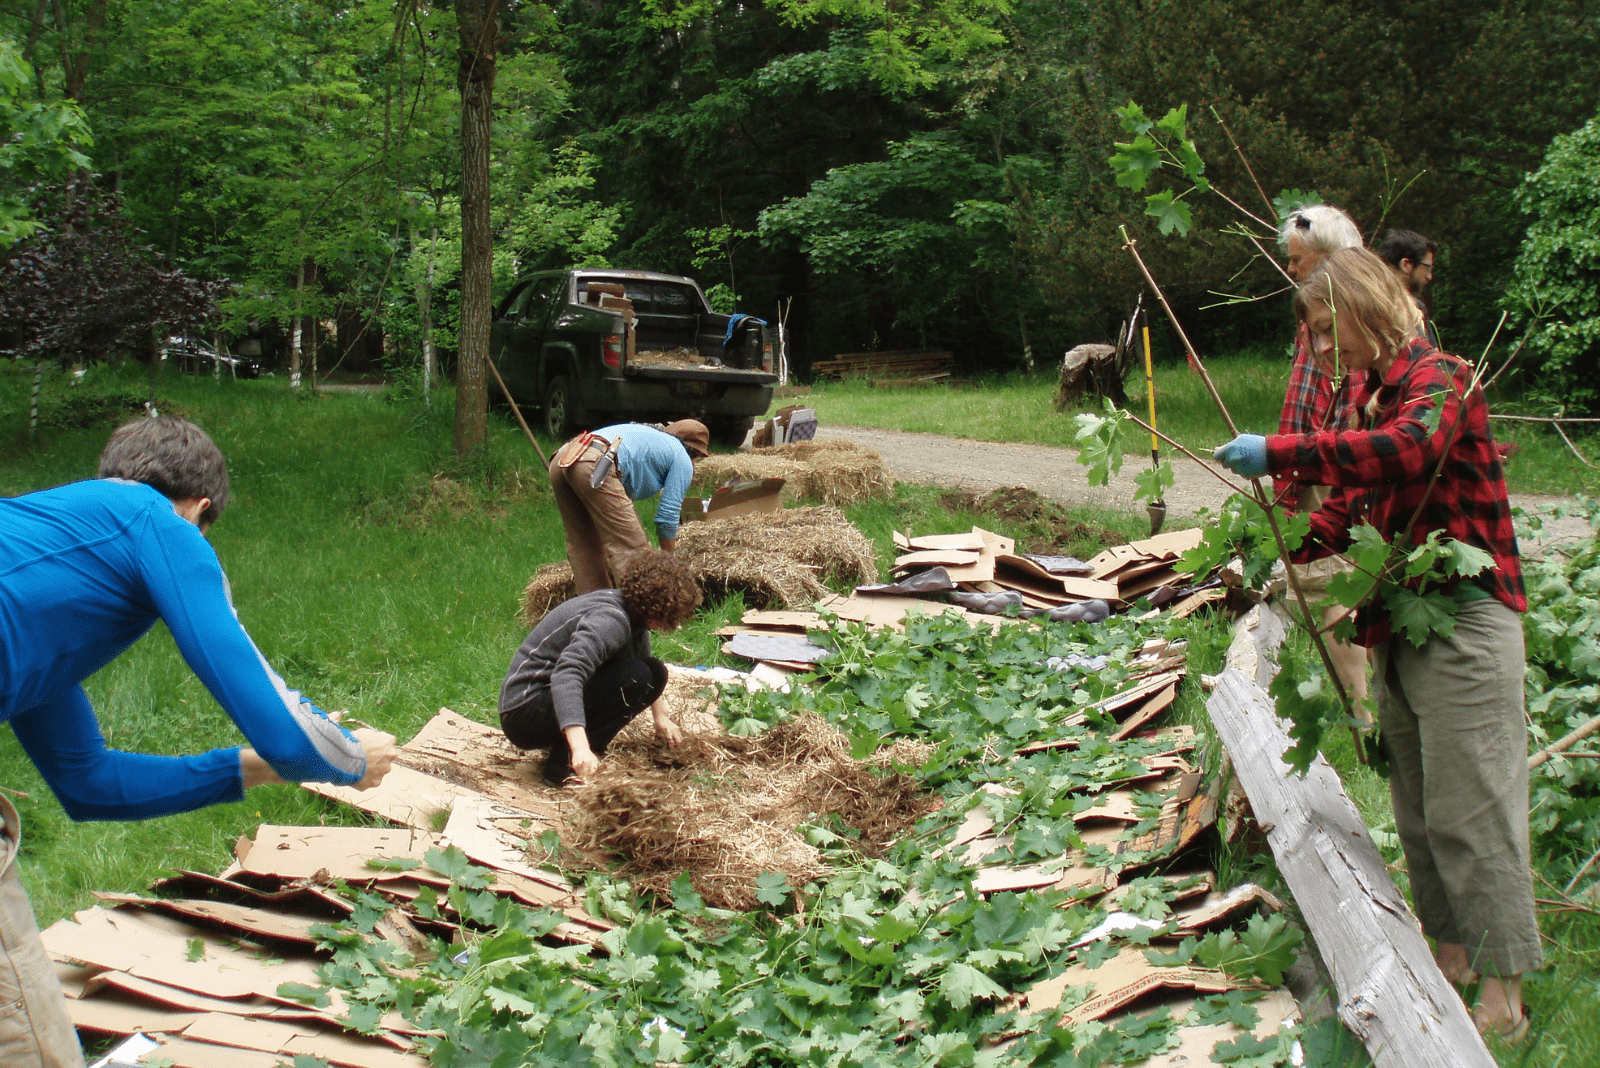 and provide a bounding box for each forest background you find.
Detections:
[2,0,1600,407]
